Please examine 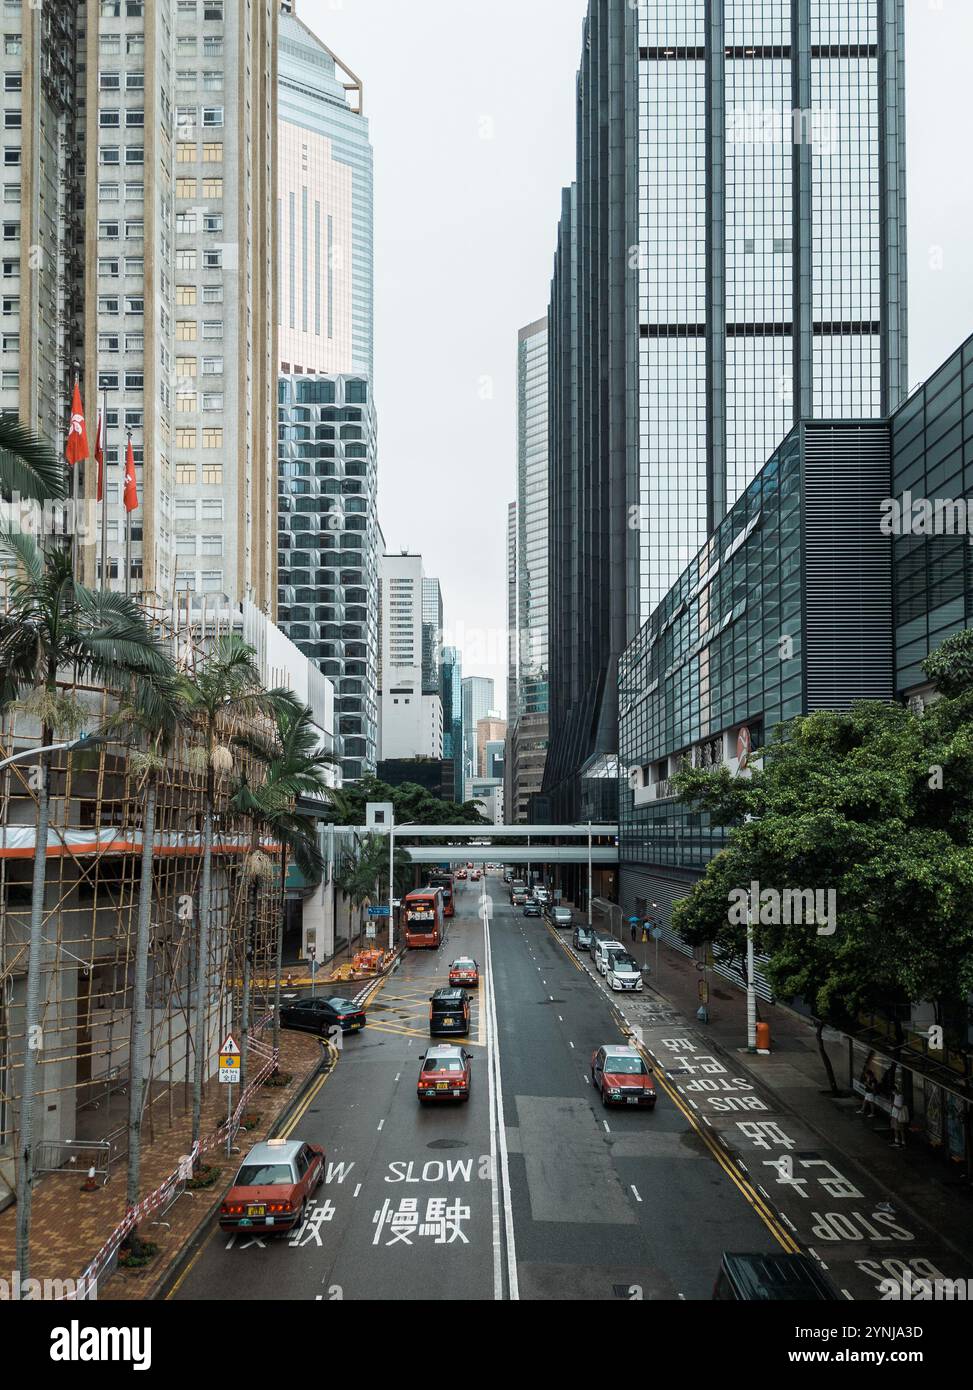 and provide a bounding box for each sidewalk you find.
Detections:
[0,1026,325,1300]
[640,939,973,1264]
